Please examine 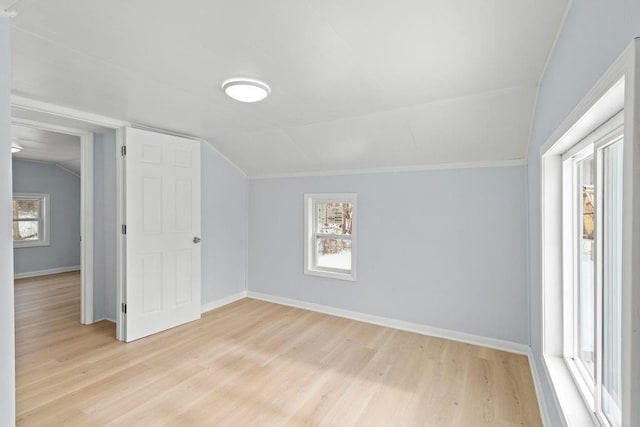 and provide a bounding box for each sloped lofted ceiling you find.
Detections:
[5,0,570,176]
[11,124,81,175]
